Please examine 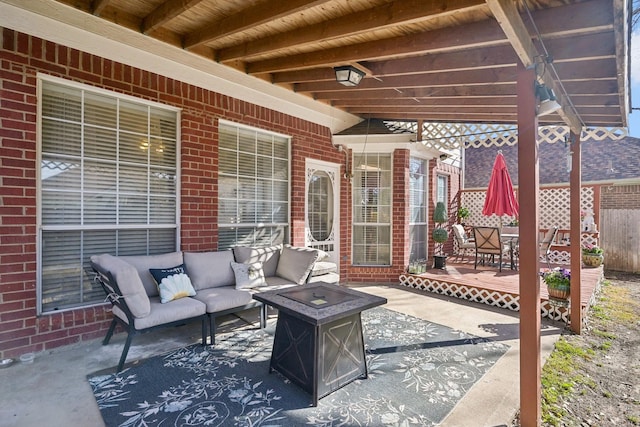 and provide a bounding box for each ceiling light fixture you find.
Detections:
[535,82,561,116]
[334,65,365,87]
